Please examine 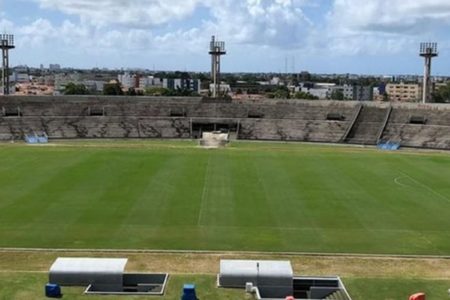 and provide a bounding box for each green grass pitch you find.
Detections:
[1,140,450,255]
